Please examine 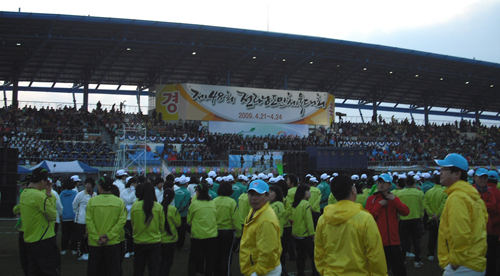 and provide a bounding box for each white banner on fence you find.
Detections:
[209,121,309,137]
